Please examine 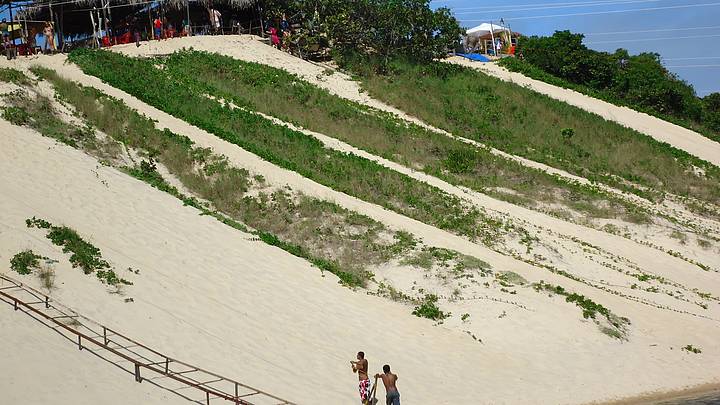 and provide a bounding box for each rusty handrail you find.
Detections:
[0,274,294,405]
